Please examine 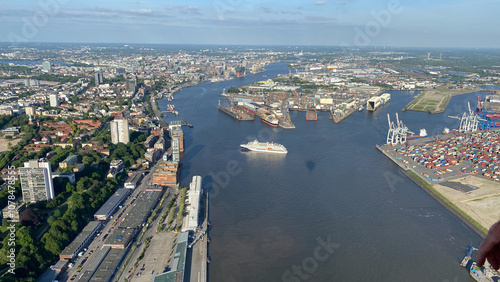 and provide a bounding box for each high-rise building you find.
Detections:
[125,77,137,92]
[110,118,129,144]
[49,94,59,107]
[19,159,55,203]
[42,61,51,73]
[95,72,103,86]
